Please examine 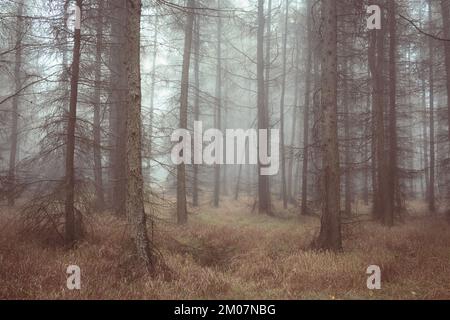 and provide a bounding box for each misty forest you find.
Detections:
[1,0,450,299]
